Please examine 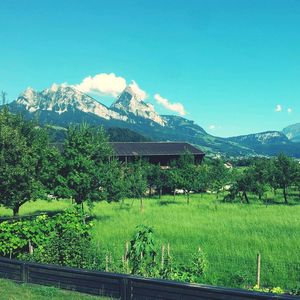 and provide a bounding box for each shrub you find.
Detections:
[1,207,97,269]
